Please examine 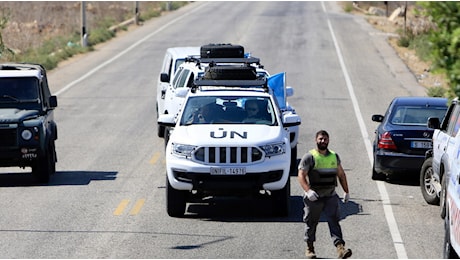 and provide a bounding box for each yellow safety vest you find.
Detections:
[308,149,338,197]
